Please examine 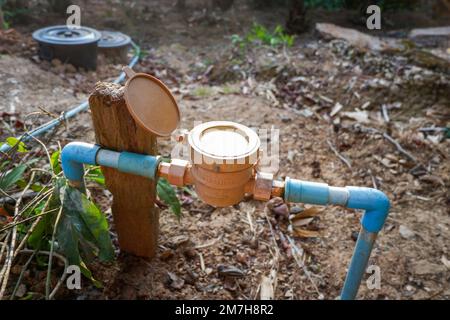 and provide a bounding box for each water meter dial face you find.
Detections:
[187,121,260,166]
